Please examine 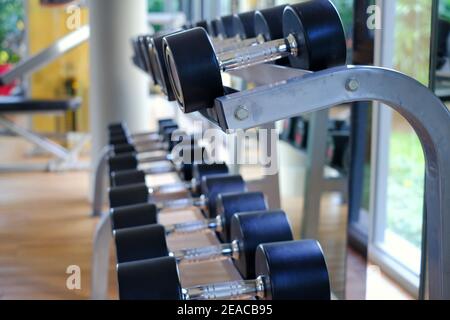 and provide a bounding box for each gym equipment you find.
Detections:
[163,0,347,112]
[110,192,267,240]
[327,120,351,172]
[134,35,157,80]
[196,12,257,55]
[150,7,287,103]
[108,118,174,137]
[108,119,178,147]
[117,240,330,300]
[107,144,205,183]
[110,163,229,208]
[108,174,245,216]
[205,6,288,56]
[114,210,293,280]
[91,119,184,217]
[0,97,89,172]
[182,61,450,300]
[280,117,350,172]
[131,37,147,72]
[110,162,228,189]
